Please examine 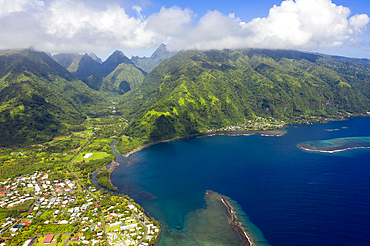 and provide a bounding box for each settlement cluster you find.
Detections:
[0,171,160,245]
